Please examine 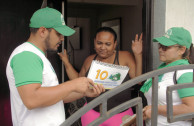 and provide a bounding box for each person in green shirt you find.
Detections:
[141,27,194,126]
[6,7,105,126]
